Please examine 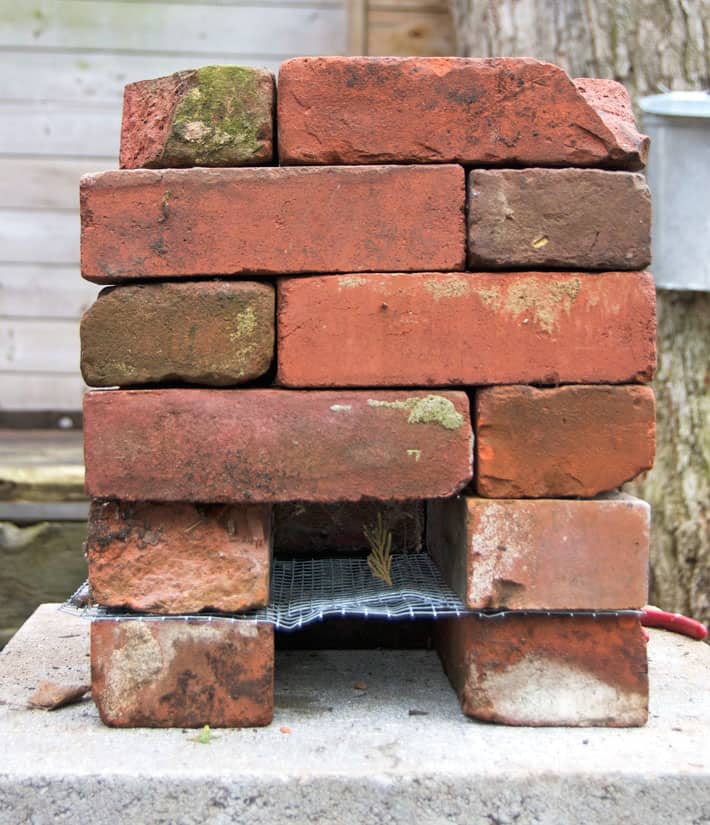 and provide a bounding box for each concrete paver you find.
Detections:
[0,605,708,825]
